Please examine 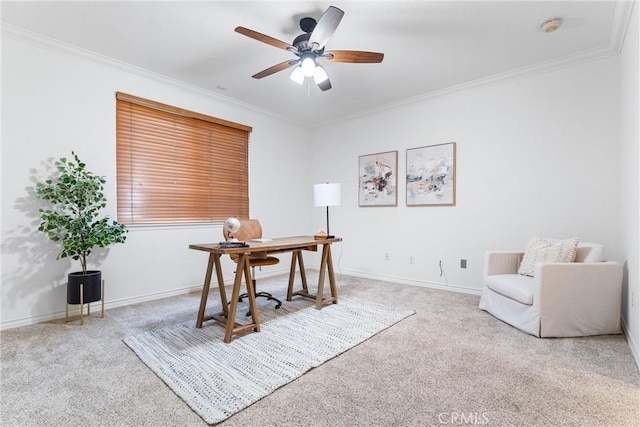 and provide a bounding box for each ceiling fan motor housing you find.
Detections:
[293,16,322,53]
[293,33,312,51]
[292,34,325,57]
[299,17,317,33]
